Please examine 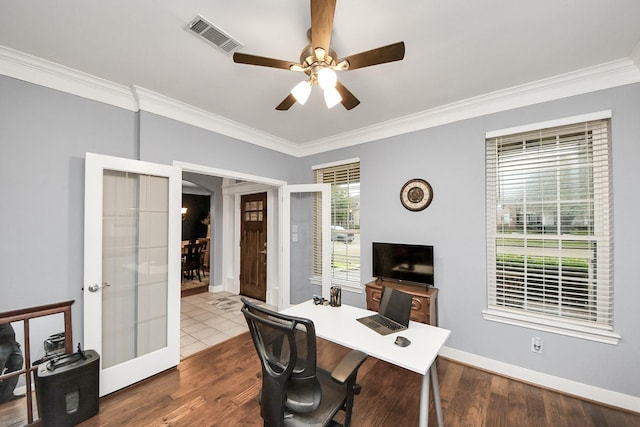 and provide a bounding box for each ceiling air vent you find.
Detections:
[187,15,243,54]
